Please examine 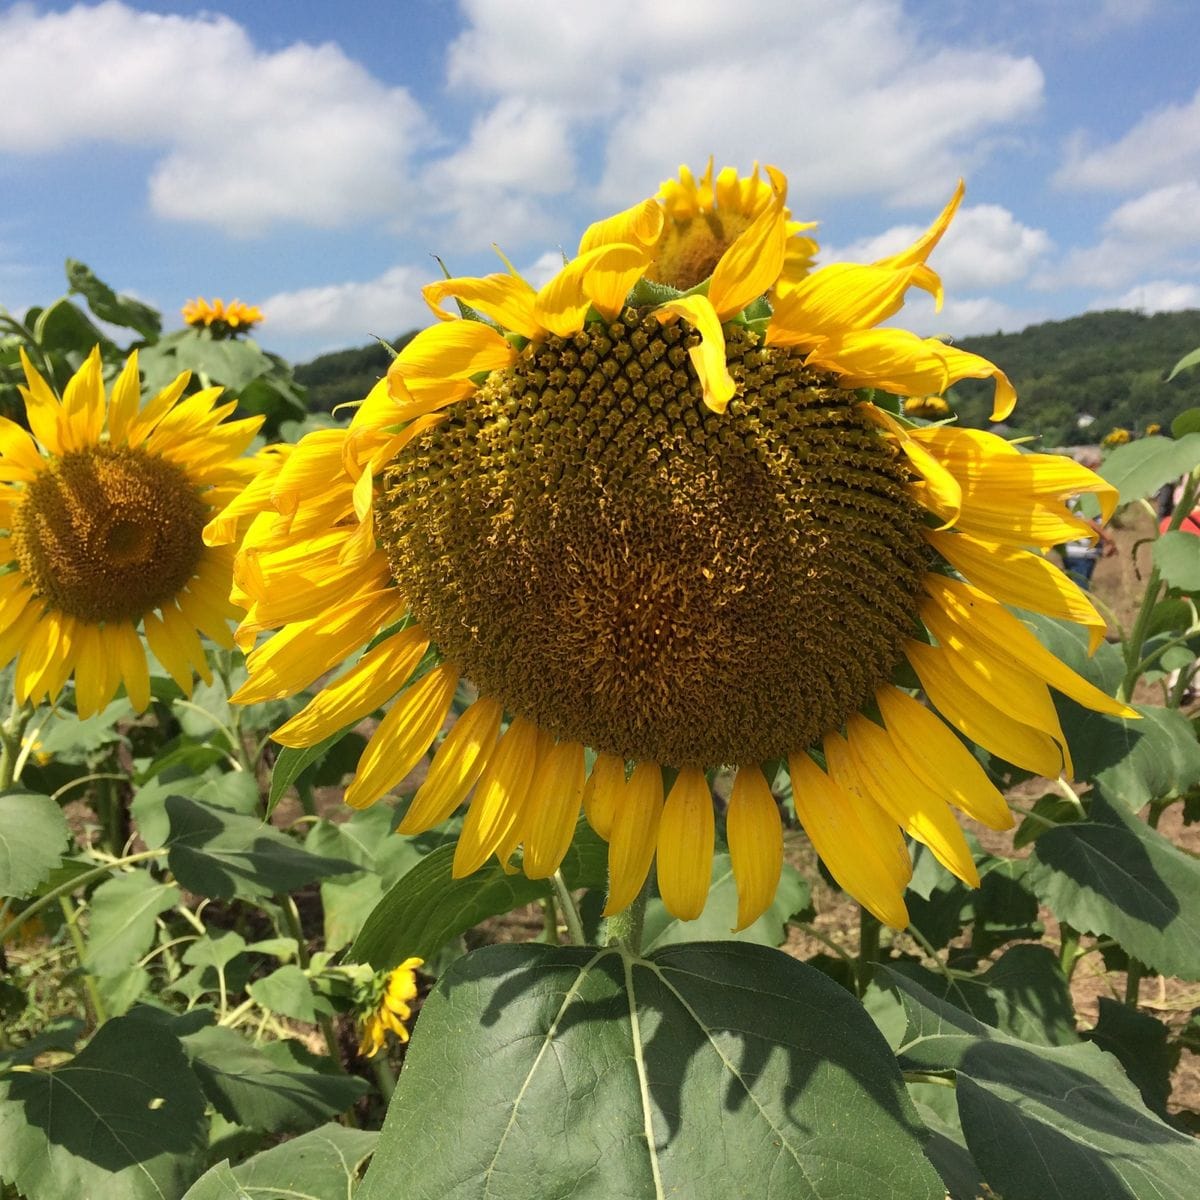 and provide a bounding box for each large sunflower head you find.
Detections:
[0,346,262,715]
[217,163,1134,932]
